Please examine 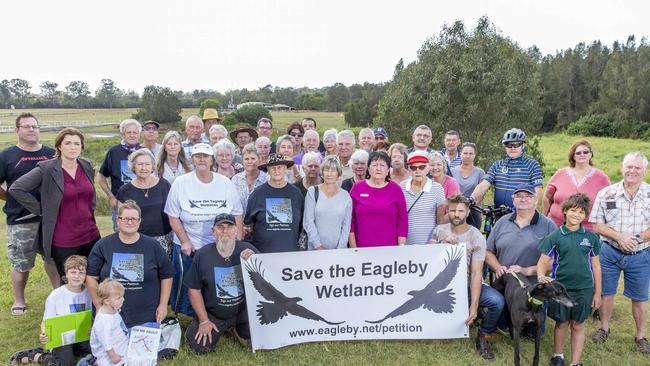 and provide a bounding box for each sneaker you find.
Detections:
[549,355,564,366]
[636,337,650,354]
[592,328,610,343]
[230,327,251,349]
[475,331,495,360]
